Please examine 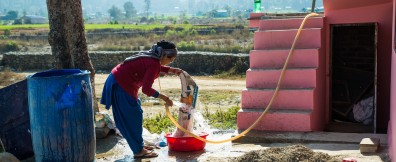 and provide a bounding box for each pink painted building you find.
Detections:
[239,0,395,159]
